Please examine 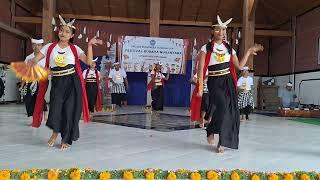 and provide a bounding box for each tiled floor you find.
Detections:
[93,112,195,132]
[1,103,320,171]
